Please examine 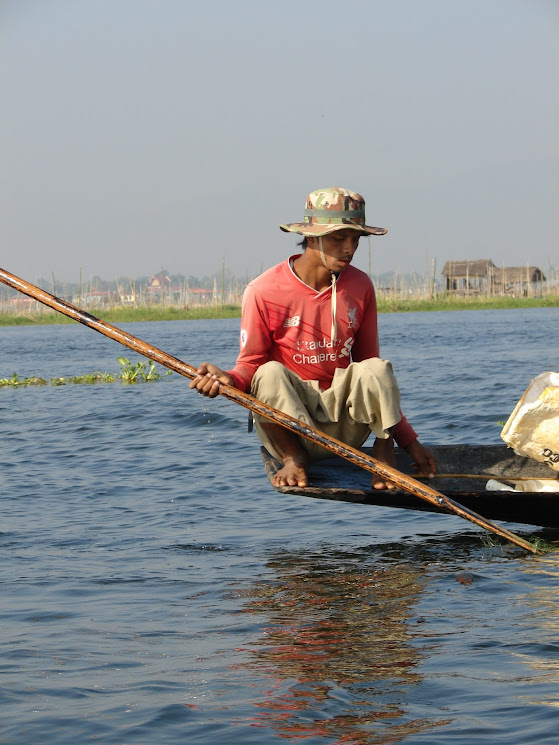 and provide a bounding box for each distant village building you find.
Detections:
[147,272,172,296]
[189,287,214,303]
[147,273,182,303]
[493,266,546,296]
[145,274,223,306]
[72,289,115,307]
[118,293,137,305]
[441,260,546,296]
[441,259,497,293]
